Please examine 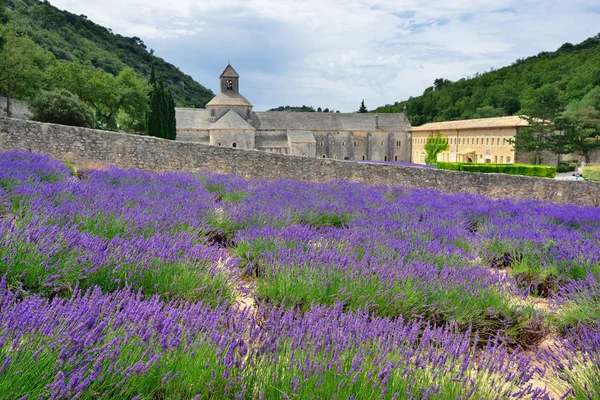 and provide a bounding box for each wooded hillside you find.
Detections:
[376,34,600,126]
[3,0,214,107]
